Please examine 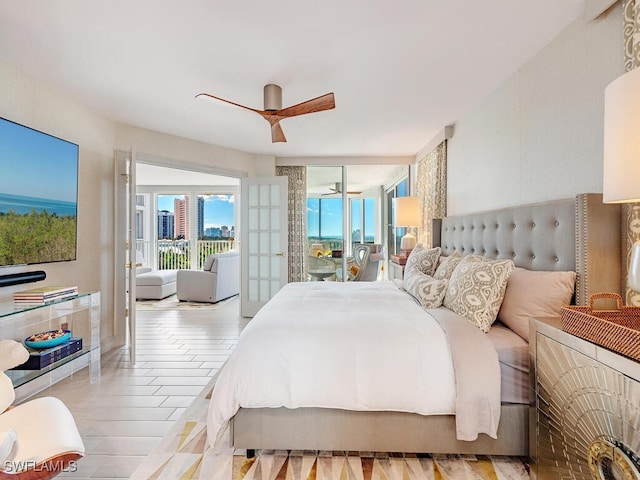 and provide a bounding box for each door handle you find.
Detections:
[125,262,143,269]
[276,252,285,257]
